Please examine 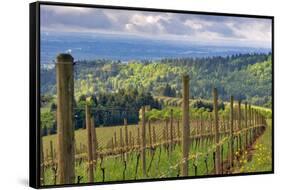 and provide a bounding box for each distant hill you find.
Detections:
[41,32,271,64]
[41,53,272,107]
